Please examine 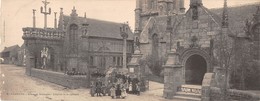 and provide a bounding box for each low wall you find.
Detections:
[29,68,89,89]
[210,87,260,101]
